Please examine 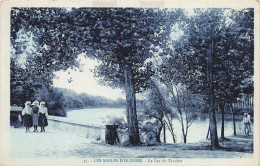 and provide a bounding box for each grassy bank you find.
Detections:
[83,135,253,158]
